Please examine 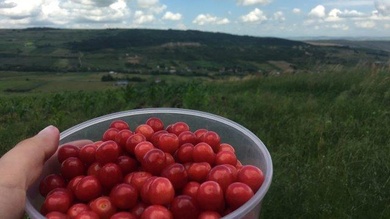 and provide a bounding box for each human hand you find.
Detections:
[0,125,92,219]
